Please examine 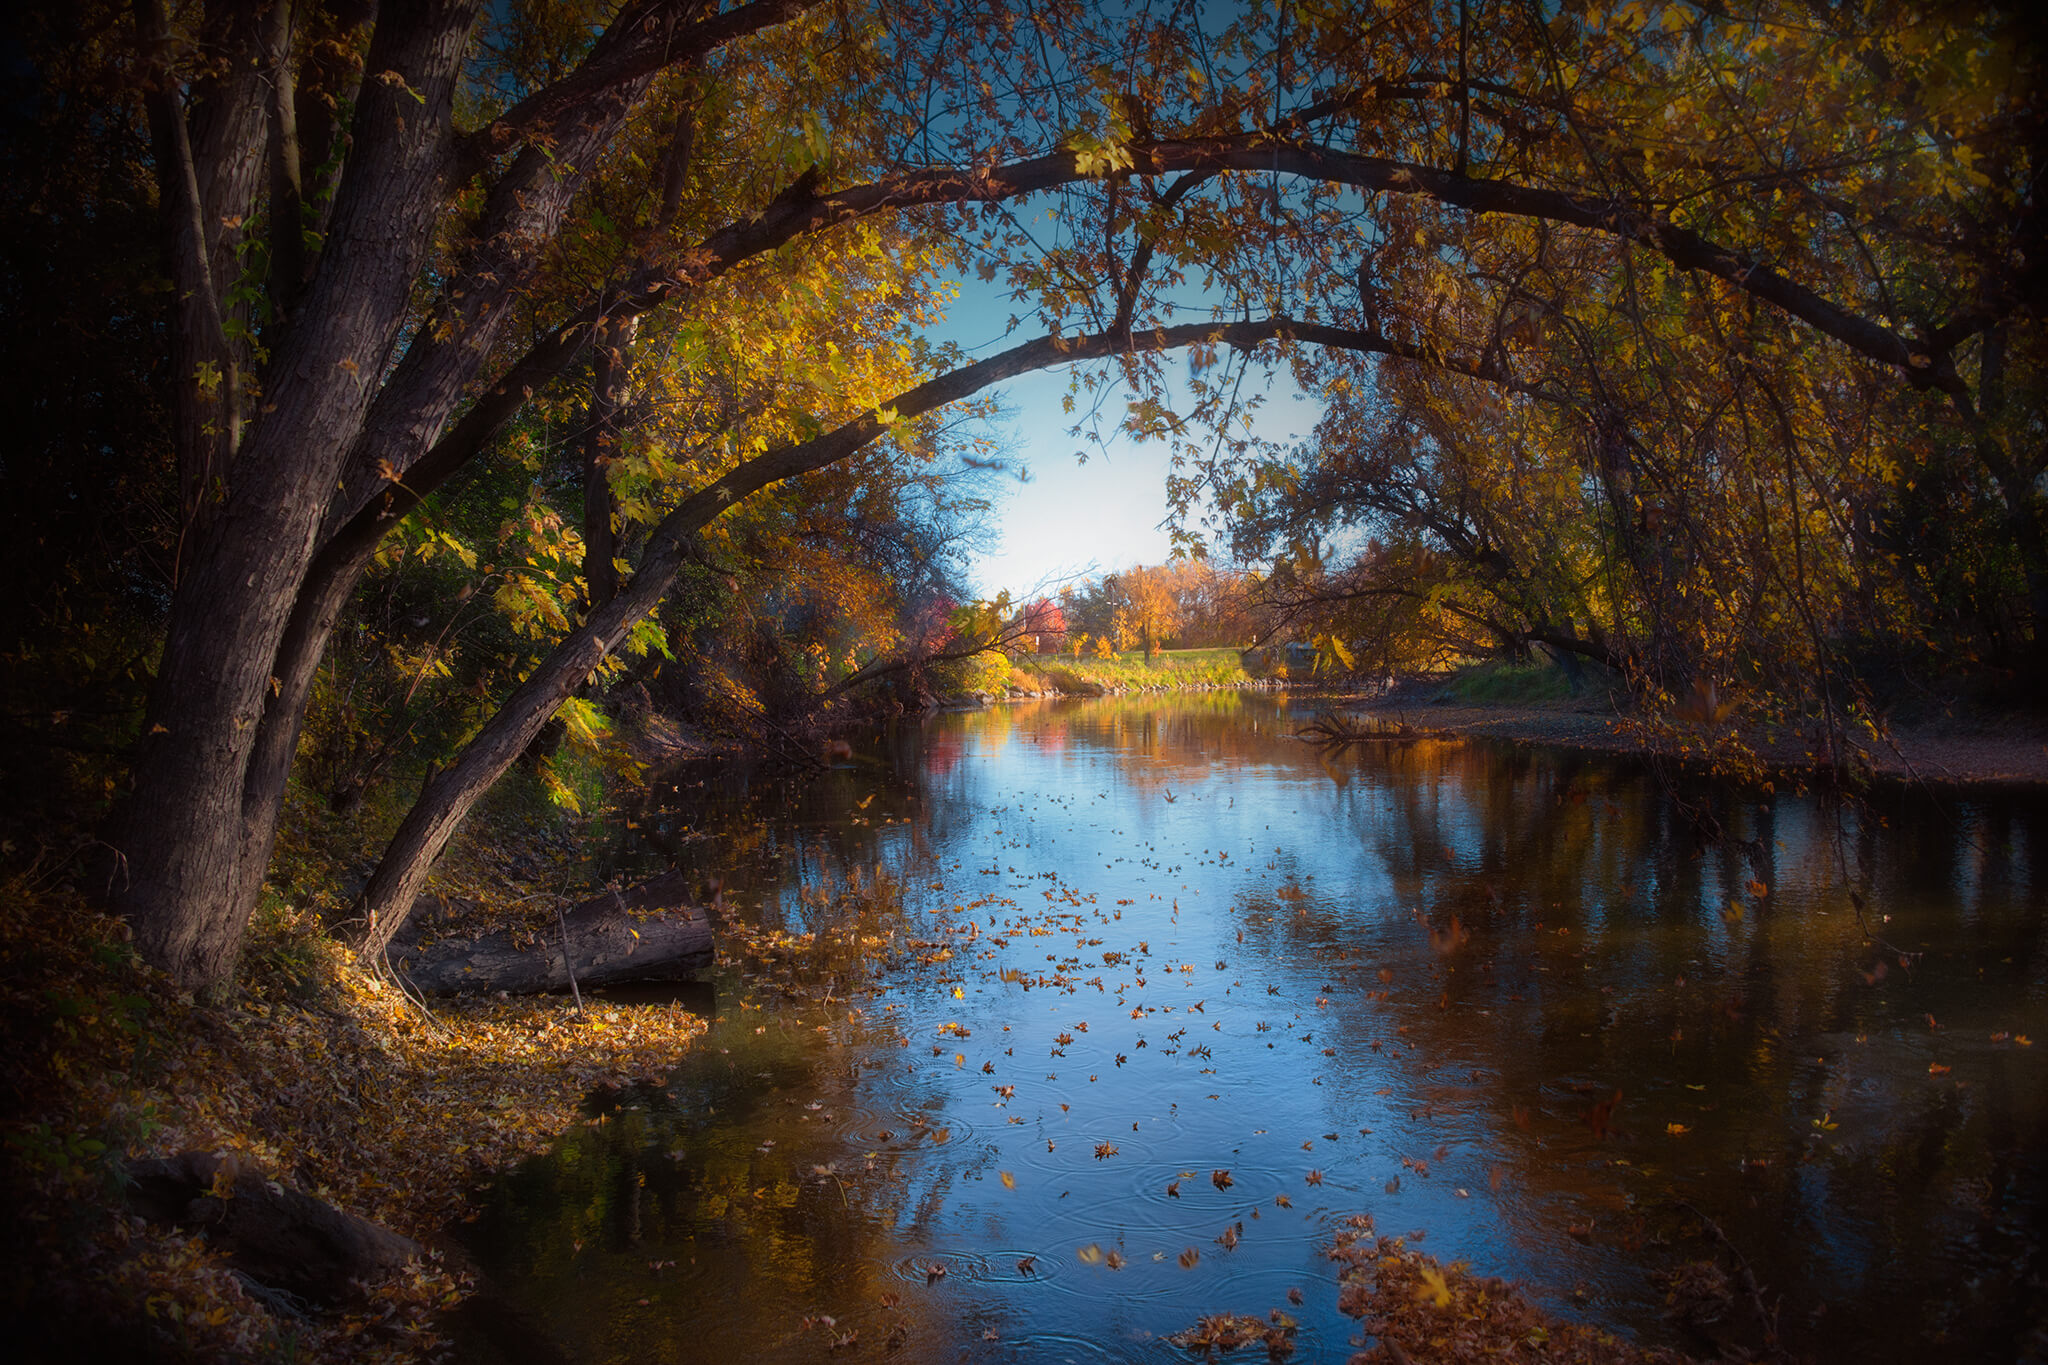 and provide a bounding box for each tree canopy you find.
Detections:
[0,0,2037,990]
